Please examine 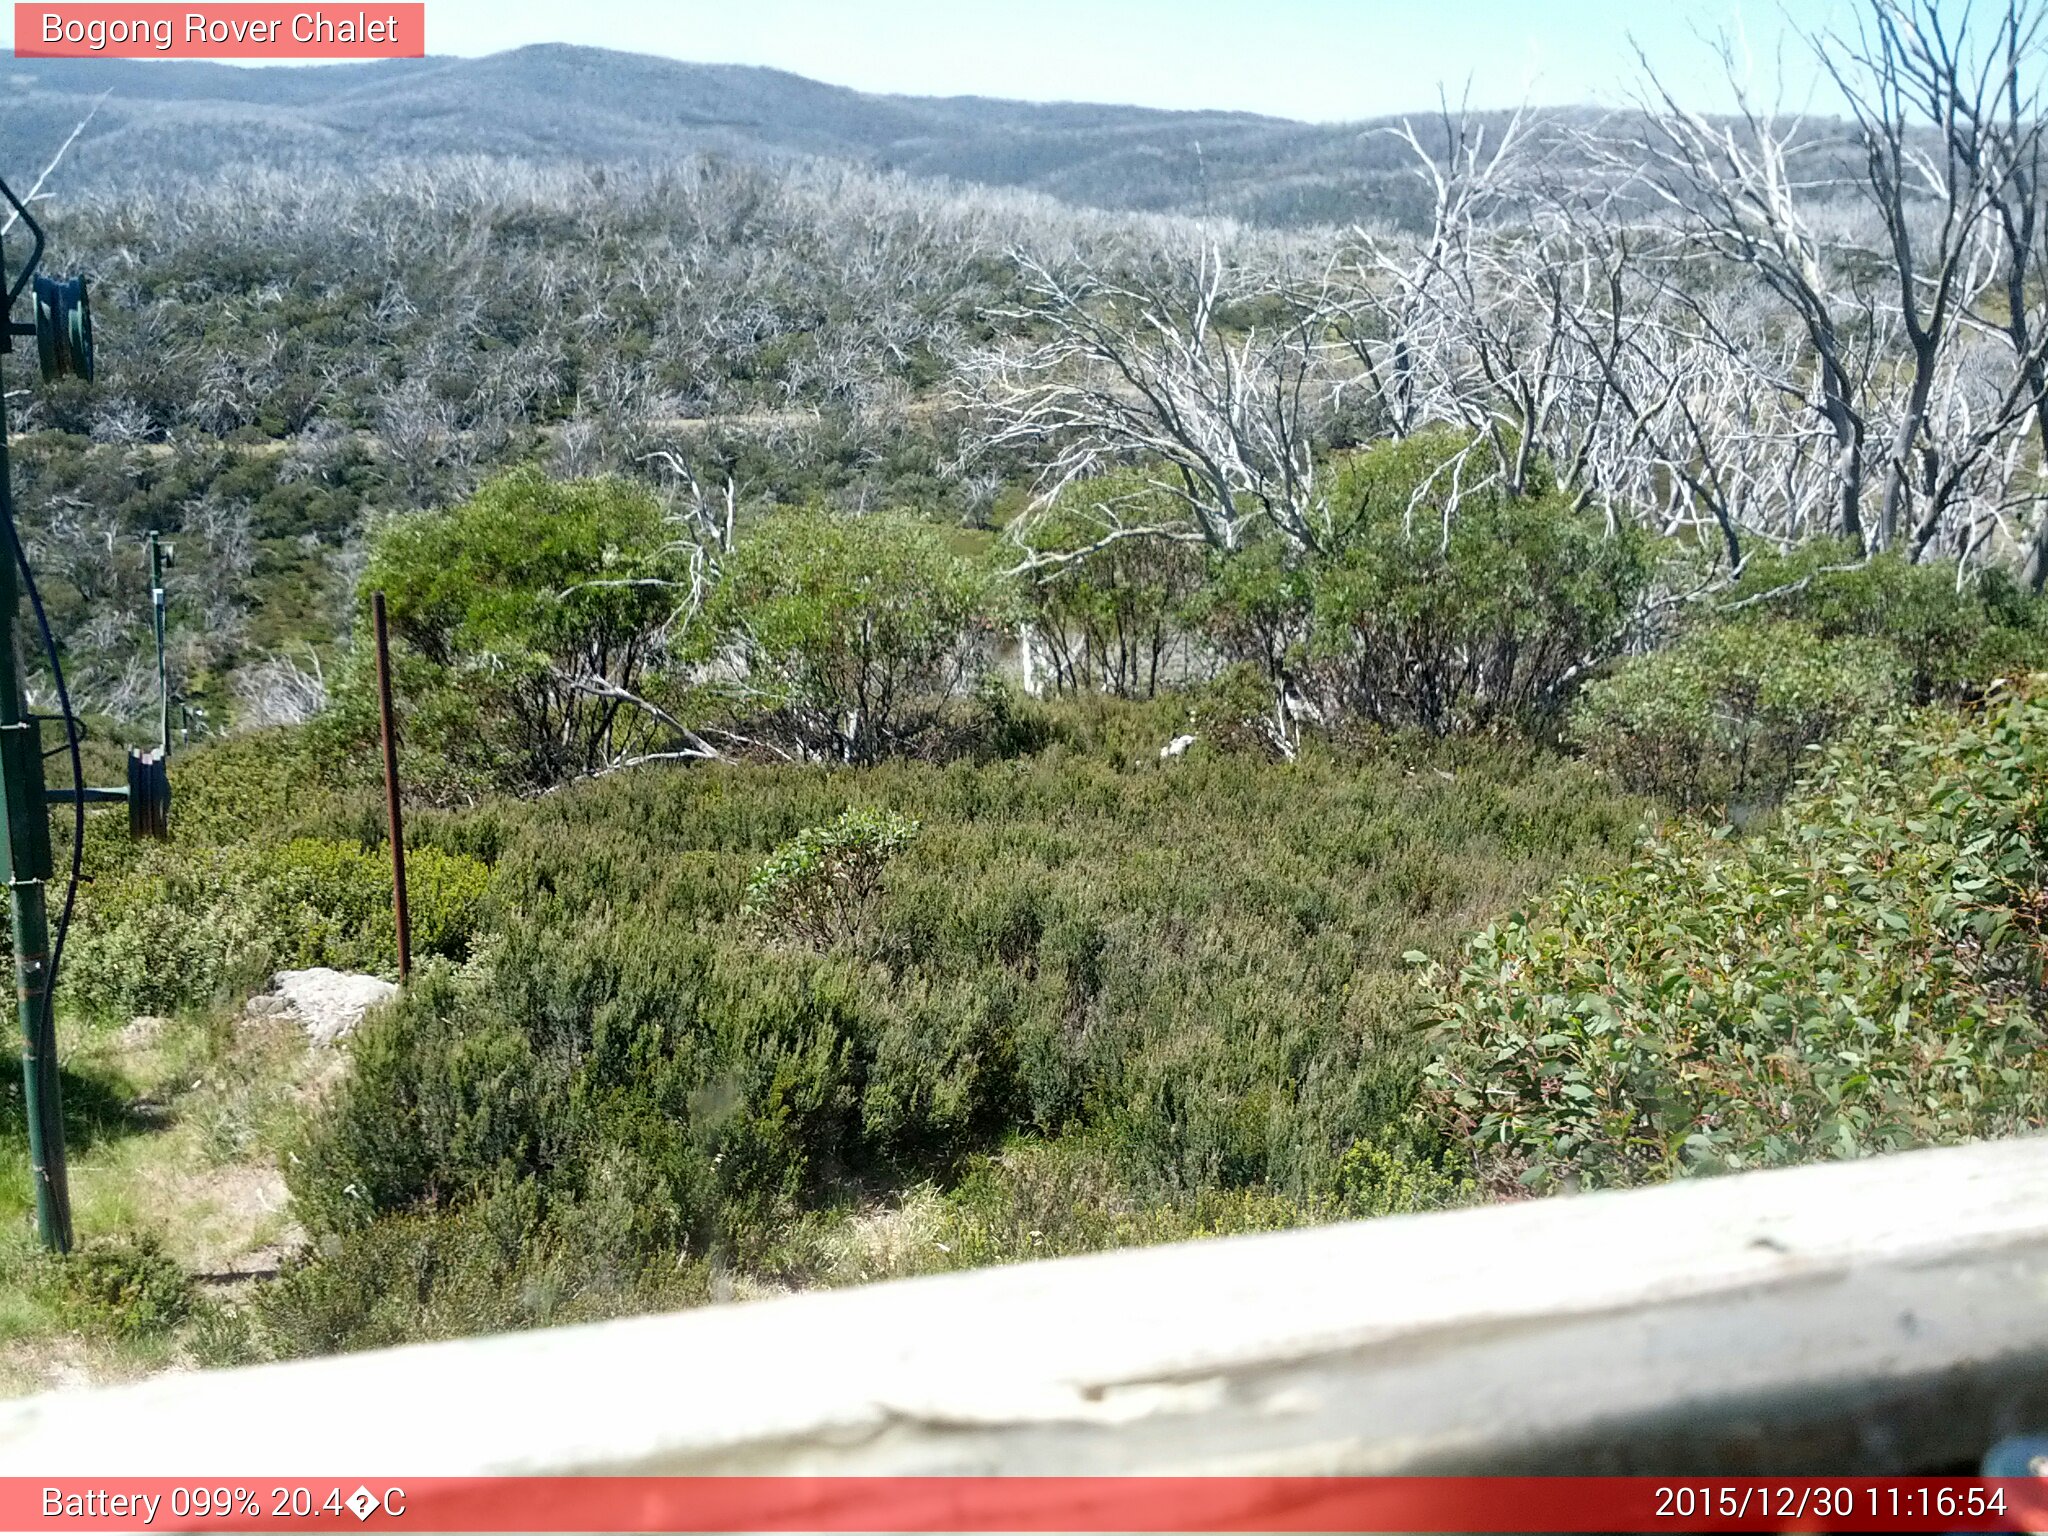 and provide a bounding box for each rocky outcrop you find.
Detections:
[245,968,400,1046]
